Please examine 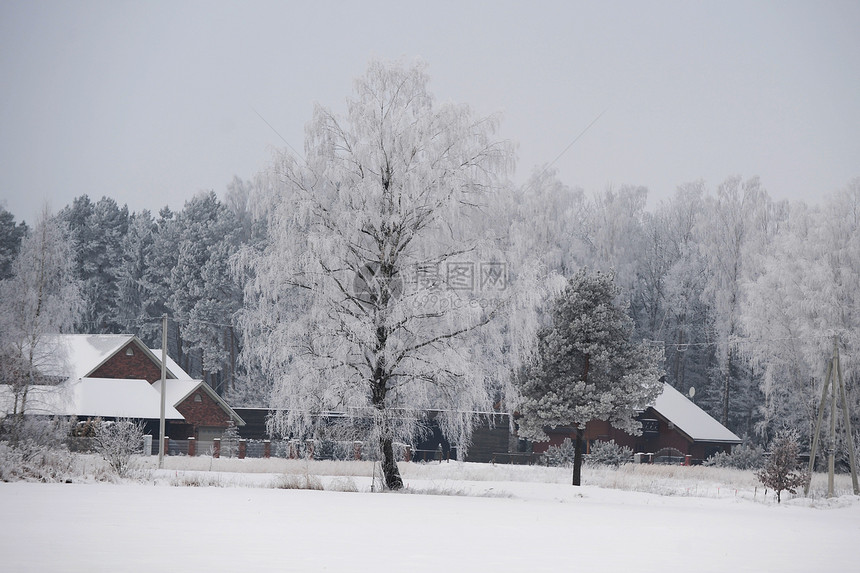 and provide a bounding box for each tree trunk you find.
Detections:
[380,435,404,490]
[722,350,733,426]
[371,367,403,490]
[572,427,584,486]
